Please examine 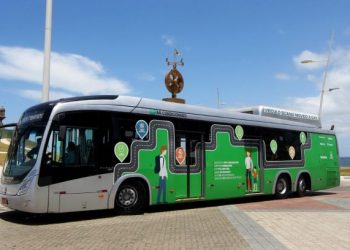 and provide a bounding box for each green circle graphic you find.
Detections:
[300,132,307,145]
[114,142,129,162]
[270,140,278,154]
[235,125,244,141]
